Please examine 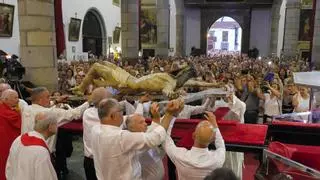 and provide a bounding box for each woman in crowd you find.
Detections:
[236,74,260,124]
[257,82,282,123]
[293,86,311,113]
[66,68,76,88]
